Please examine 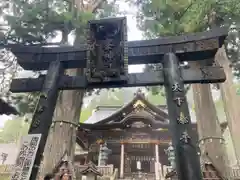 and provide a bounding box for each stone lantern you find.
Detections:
[164,143,179,180]
[165,142,176,169]
[99,143,112,166]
